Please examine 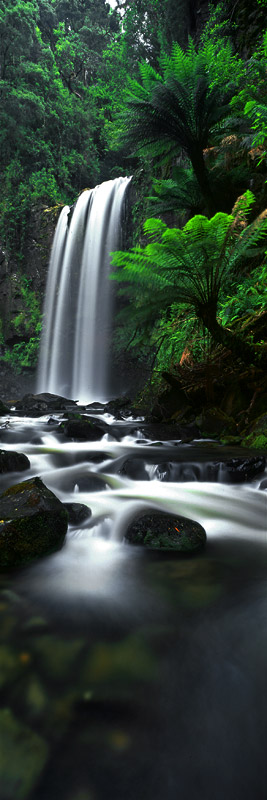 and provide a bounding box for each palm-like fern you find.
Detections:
[114,40,235,213]
[111,191,267,365]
